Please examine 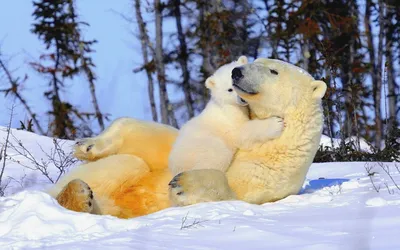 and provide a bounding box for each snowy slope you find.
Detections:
[0,127,78,196]
[1,128,400,249]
